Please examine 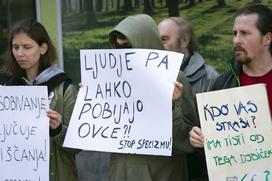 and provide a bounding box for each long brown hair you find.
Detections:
[3,18,56,76]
